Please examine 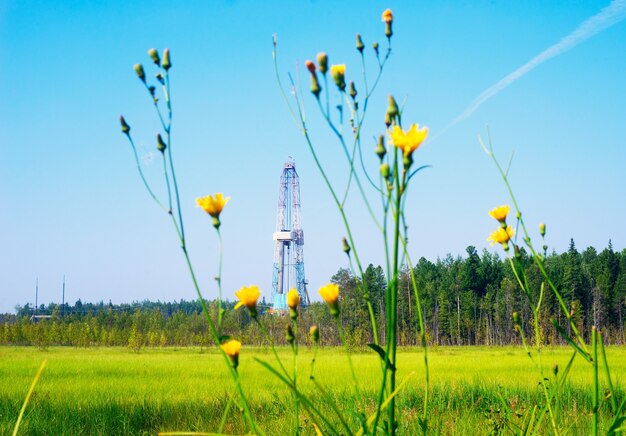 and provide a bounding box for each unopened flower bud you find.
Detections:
[376,135,386,160]
[305,60,316,74]
[148,48,160,66]
[156,73,165,85]
[514,244,521,259]
[512,312,520,325]
[120,116,131,135]
[386,95,399,118]
[342,237,351,255]
[384,112,392,128]
[286,325,295,344]
[552,363,559,377]
[310,325,319,343]
[134,64,146,82]
[317,52,328,74]
[539,223,546,237]
[349,81,357,99]
[310,74,321,97]
[356,34,364,53]
[380,163,390,180]
[372,42,379,56]
[162,48,171,70]
[156,133,167,153]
